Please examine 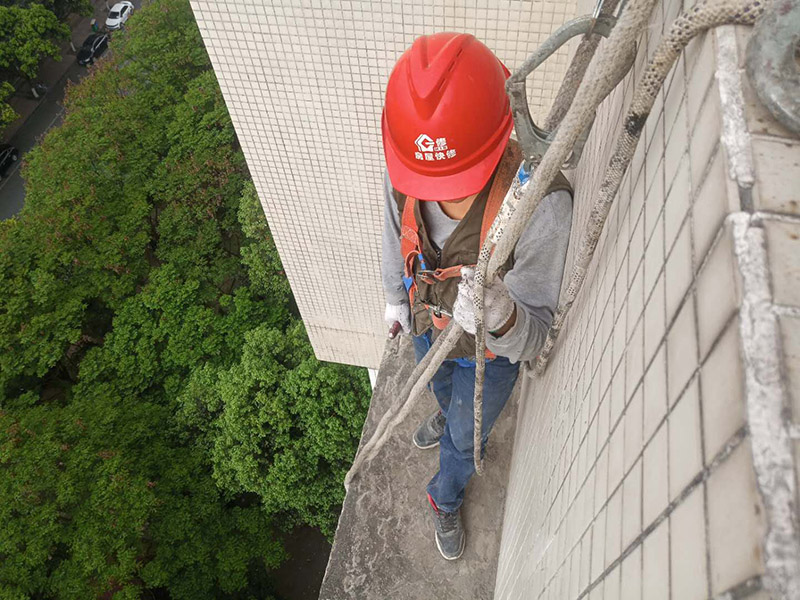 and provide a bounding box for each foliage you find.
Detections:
[0,0,371,598]
[0,80,17,130]
[0,3,69,79]
[0,0,93,20]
